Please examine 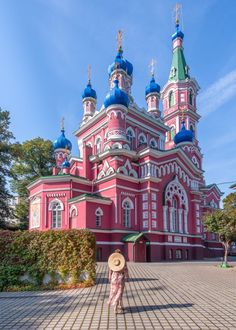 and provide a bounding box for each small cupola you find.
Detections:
[104,79,129,108]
